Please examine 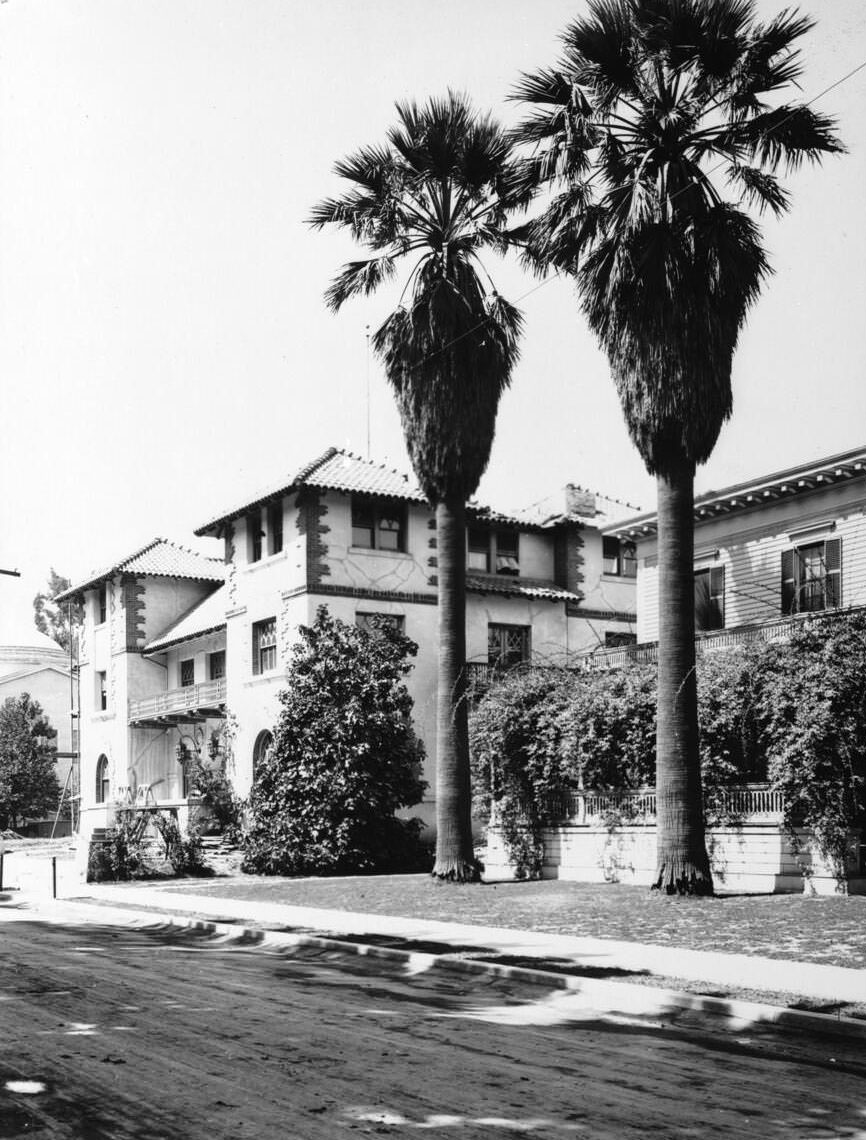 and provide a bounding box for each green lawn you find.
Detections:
[159,871,866,971]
